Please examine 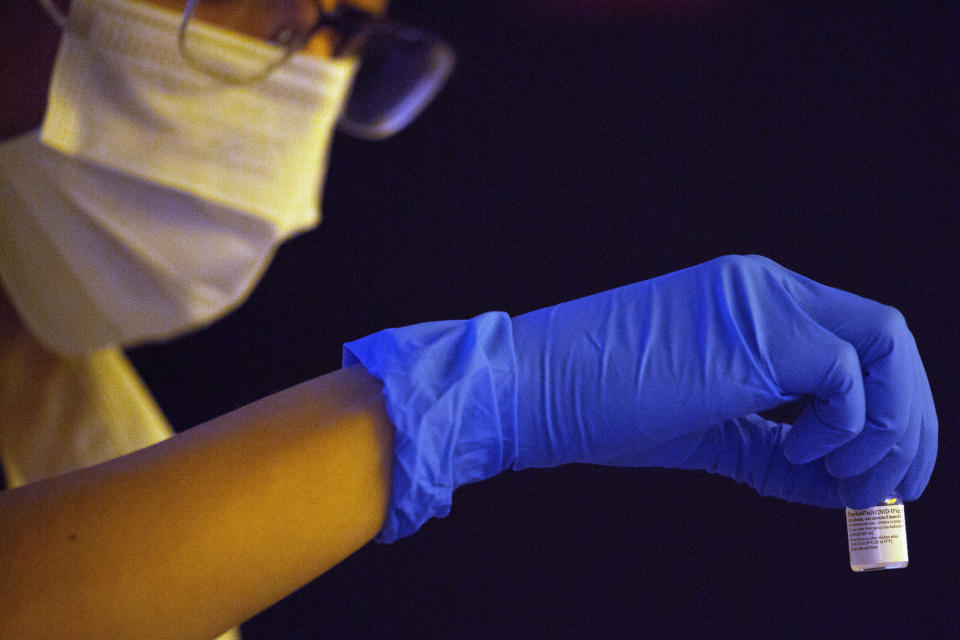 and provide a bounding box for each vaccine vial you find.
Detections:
[845,492,908,572]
